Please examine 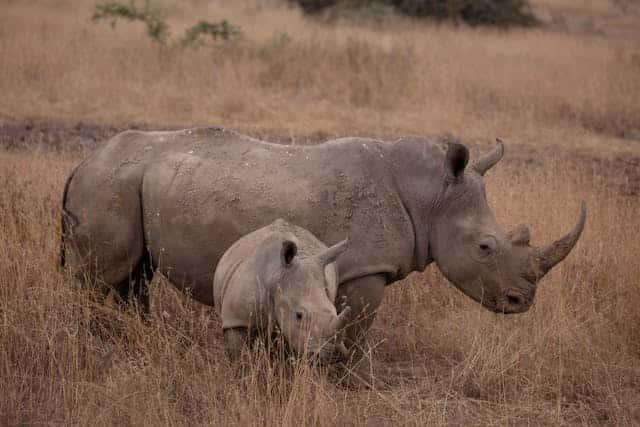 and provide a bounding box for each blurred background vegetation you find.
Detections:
[292,0,537,27]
